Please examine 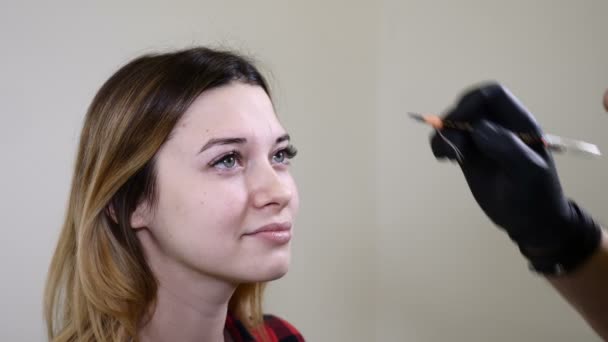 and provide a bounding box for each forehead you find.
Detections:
[176,82,284,138]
